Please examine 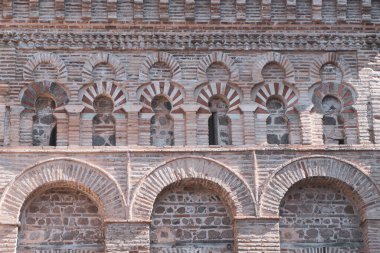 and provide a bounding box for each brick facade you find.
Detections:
[0,1,379,252]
